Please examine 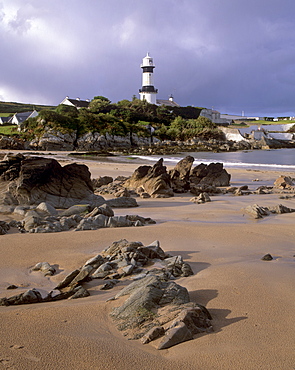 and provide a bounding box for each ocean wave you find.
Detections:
[130,155,295,170]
